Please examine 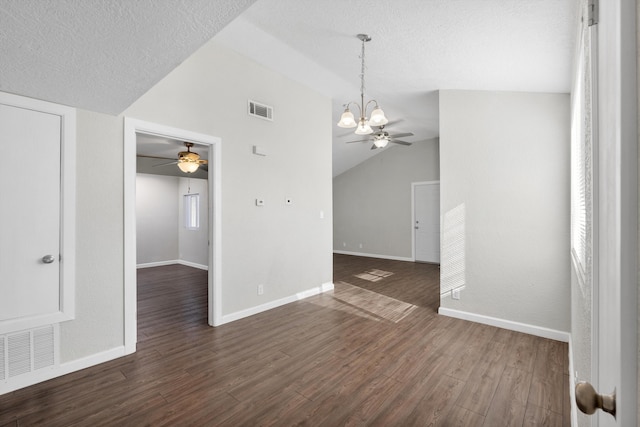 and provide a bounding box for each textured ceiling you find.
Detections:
[0,0,577,176]
[215,0,577,176]
[0,0,255,114]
